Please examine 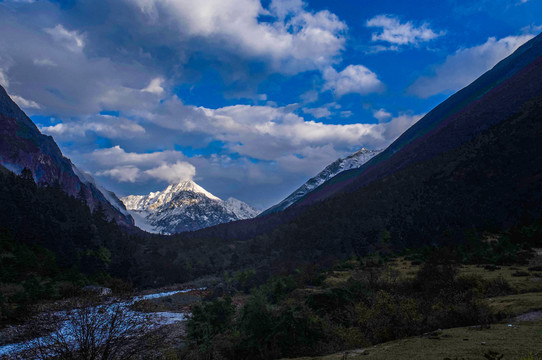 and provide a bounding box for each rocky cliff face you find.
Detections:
[0,85,133,226]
